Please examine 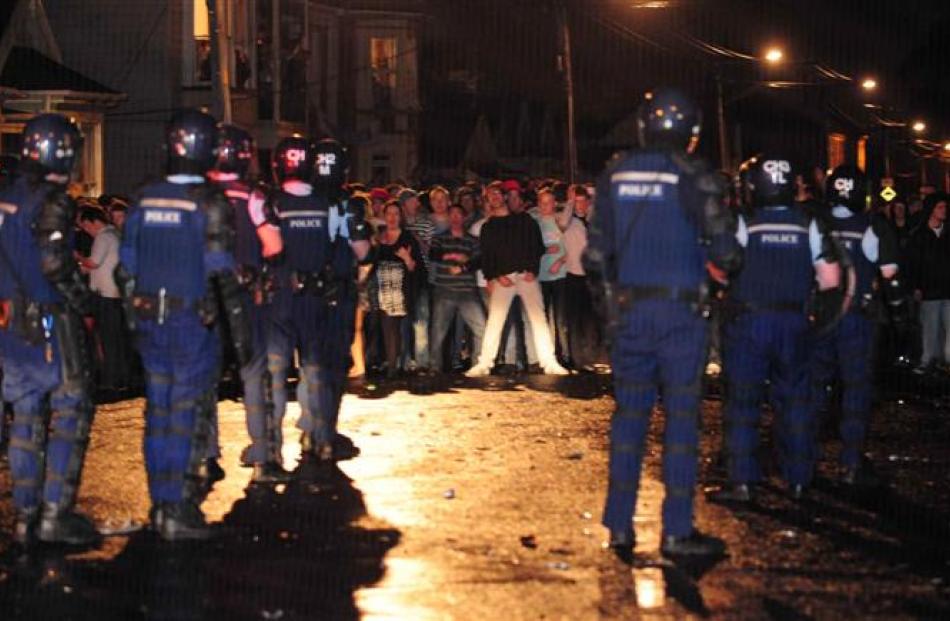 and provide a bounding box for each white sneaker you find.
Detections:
[465,364,492,378]
[542,363,570,376]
